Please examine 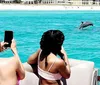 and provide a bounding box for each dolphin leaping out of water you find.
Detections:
[79,21,93,29]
